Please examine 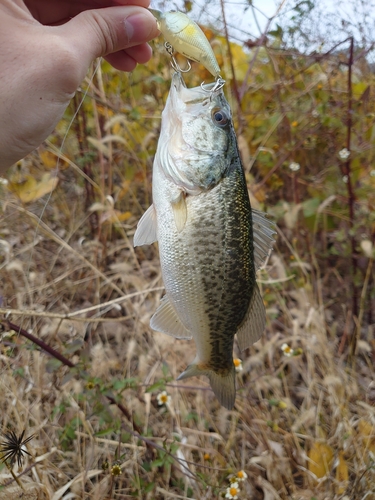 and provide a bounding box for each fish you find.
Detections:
[134,72,275,409]
[150,9,221,78]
